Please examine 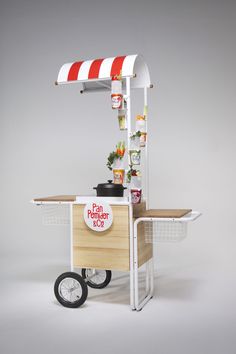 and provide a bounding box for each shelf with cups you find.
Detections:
[111,75,148,205]
[127,114,148,204]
